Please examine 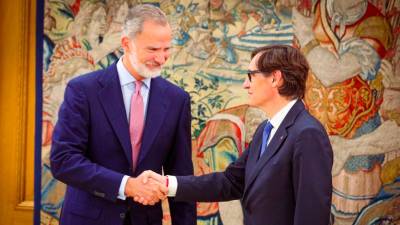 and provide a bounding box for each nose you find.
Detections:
[243,78,250,89]
[154,53,168,65]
